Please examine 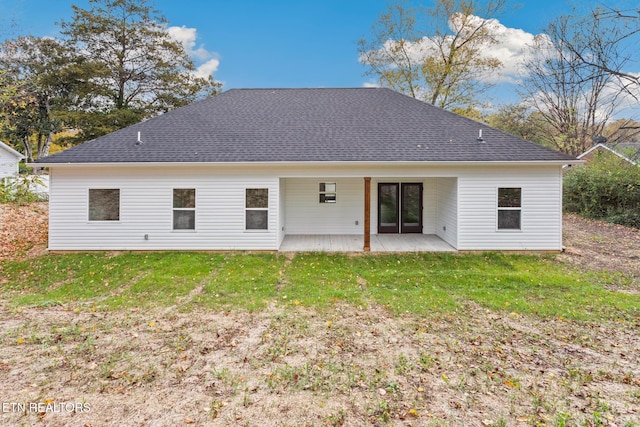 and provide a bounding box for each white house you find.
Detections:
[0,141,24,181]
[36,88,578,252]
[577,142,639,166]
